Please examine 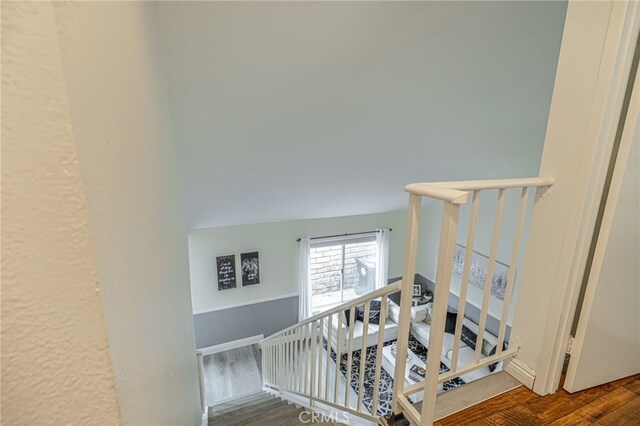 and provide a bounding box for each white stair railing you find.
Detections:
[261,176,553,426]
[394,177,554,426]
[261,281,402,423]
